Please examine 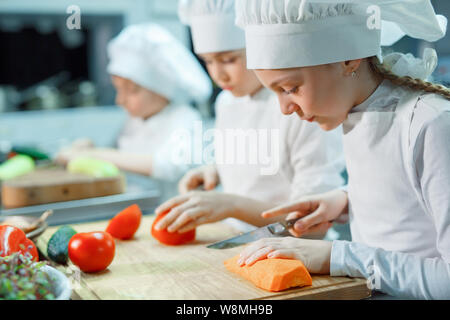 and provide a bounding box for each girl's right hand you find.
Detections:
[178,165,219,194]
[262,189,349,237]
